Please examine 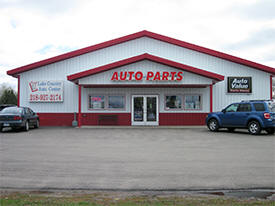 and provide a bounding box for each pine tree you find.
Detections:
[0,88,17,105]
